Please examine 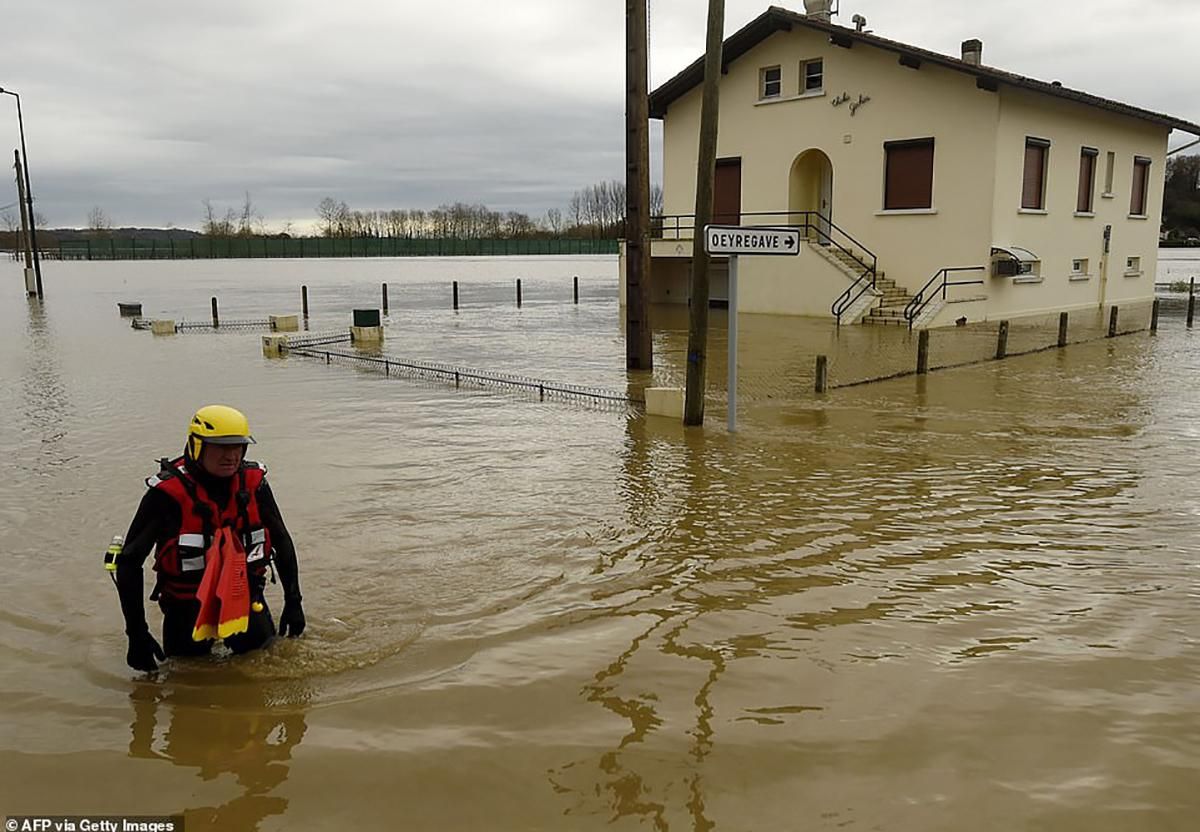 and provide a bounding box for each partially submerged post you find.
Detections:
[1189,278,1195,329]
[917,330,930,374]
[573,275,579,305]
[382,282,389,315]
[1058,312,1069,347]
[1150,298,1160,335]
[262,335,288,357]
[815,355,828,392]
[13,150,34,296]
[211,296,219,328]
[1108,306,1119,337]
[453,281,459,310]
[995,320,1009,360]
[269,314,299,332]
[624,0,653,370]
[516,278,522,308]
[705,226,799,431]
[350,308,383,344]
[683,0,726,426]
